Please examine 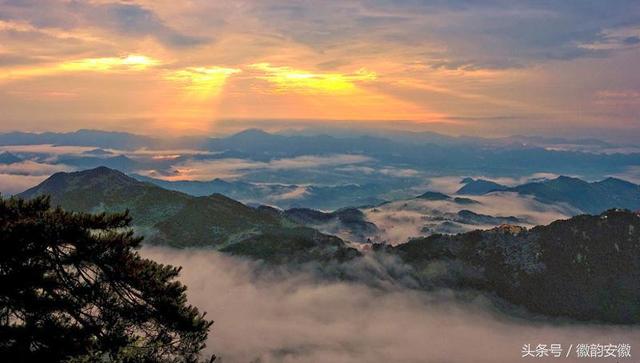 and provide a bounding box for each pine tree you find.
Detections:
[0,196,215,362]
